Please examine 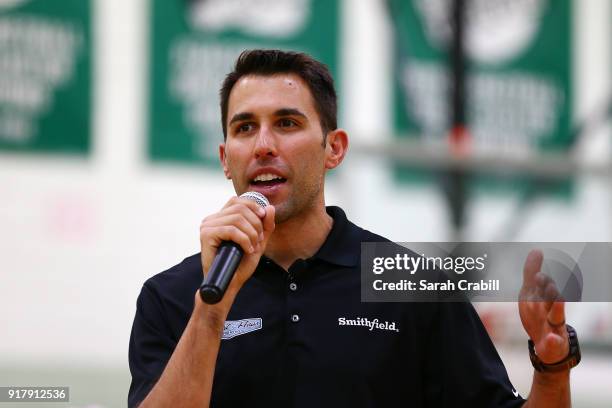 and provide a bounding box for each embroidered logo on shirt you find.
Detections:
[222,318,263,340]
[338,317,400,333]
